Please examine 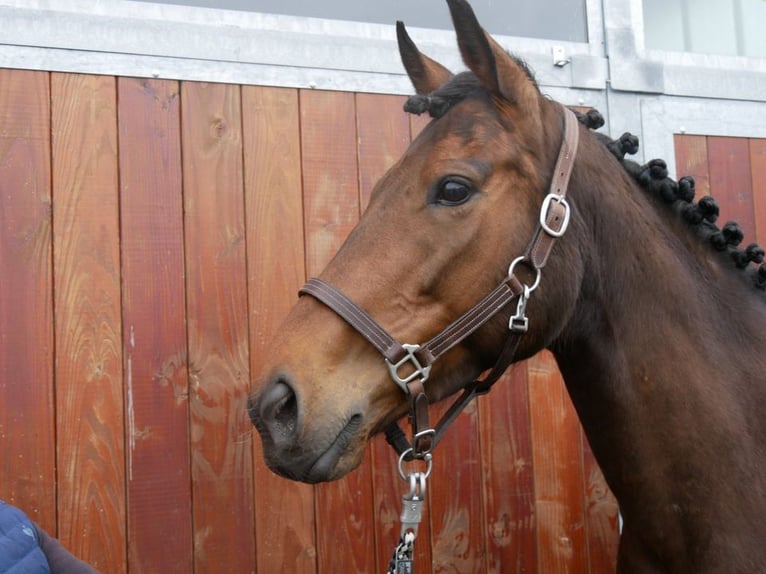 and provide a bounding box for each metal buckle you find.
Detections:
[539,193,571,238]
[386,344,432,393]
